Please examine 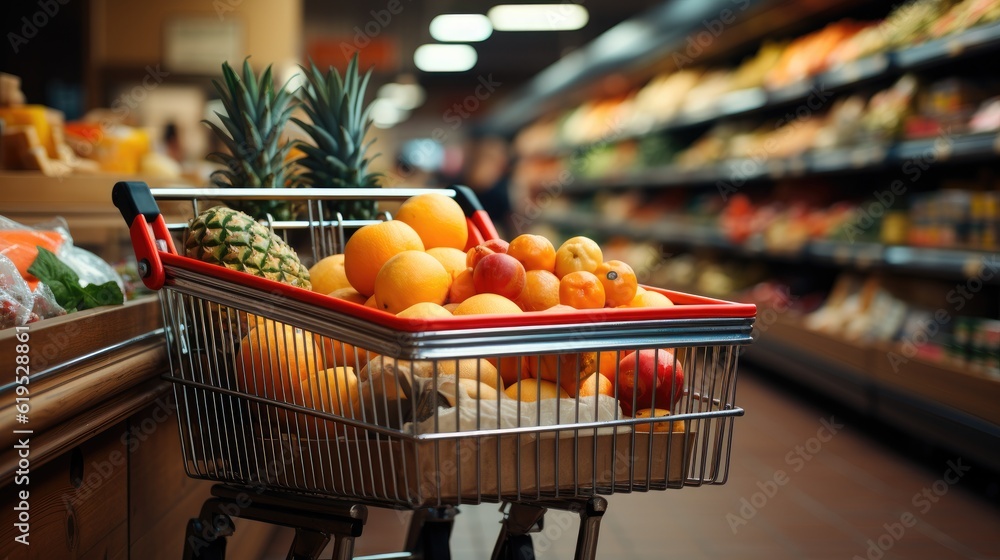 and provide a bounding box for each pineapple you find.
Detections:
[205,59,296,220]
[184,206,311,290]
[293,55,382,220]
